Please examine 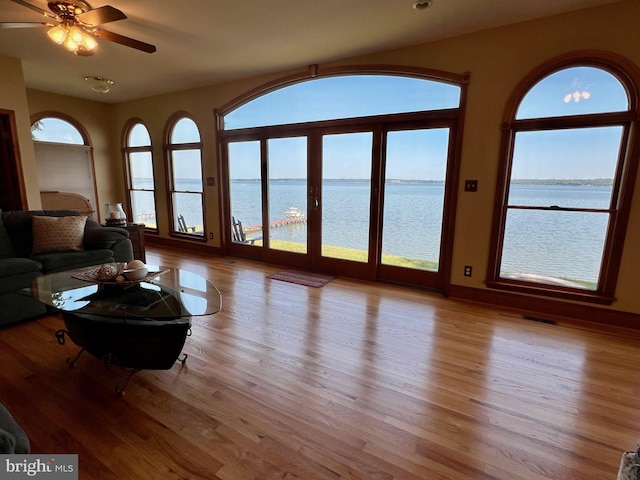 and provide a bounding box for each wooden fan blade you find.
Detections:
[0,22,50,28]
[9,0,57,19]
[77,5,126,26]
[92,28,156,53]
